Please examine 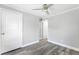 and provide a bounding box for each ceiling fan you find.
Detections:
[32,4,54,15]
